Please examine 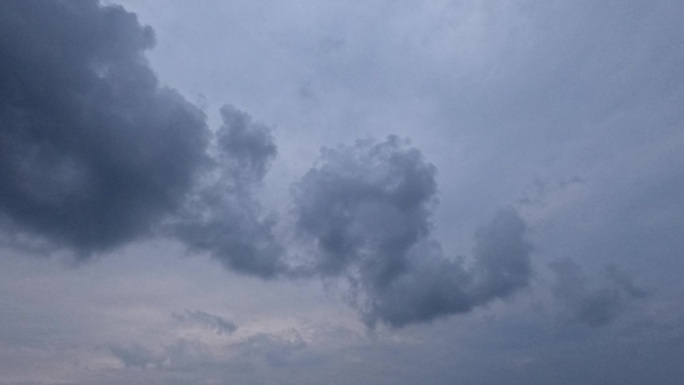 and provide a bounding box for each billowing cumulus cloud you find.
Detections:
[550,258,648,327]
[2,0,683,384]
[0,0,282,273]
[293,137,533,326]
[293,137,437,281]
[0,0,536,328]
[168,105,285,278]
[0,0,209,254]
